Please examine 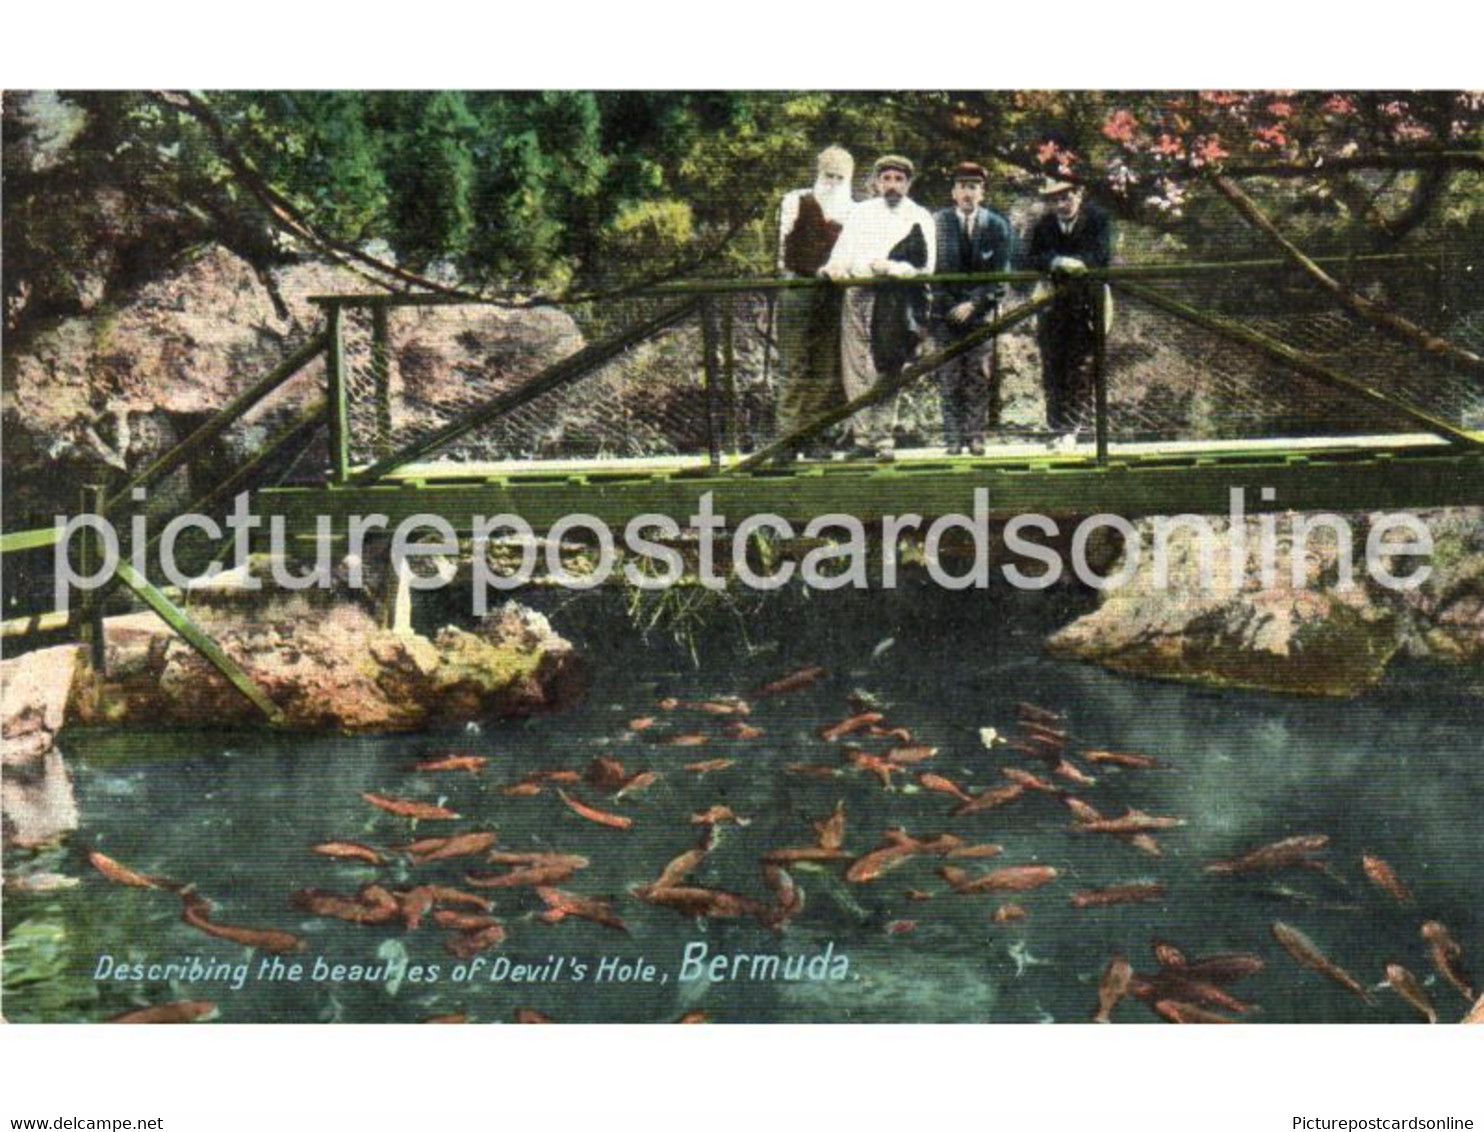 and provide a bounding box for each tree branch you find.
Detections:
[1211,173,1484,376]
